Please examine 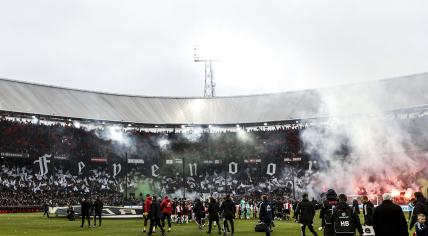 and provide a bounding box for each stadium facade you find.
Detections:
[1,73,428,212]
